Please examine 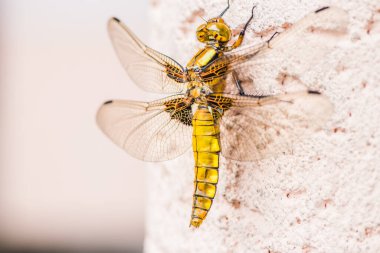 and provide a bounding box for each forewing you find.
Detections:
[96,96,193,162]
[219,91,333,161]
[208,7,349,94]
[108,18,188,94]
